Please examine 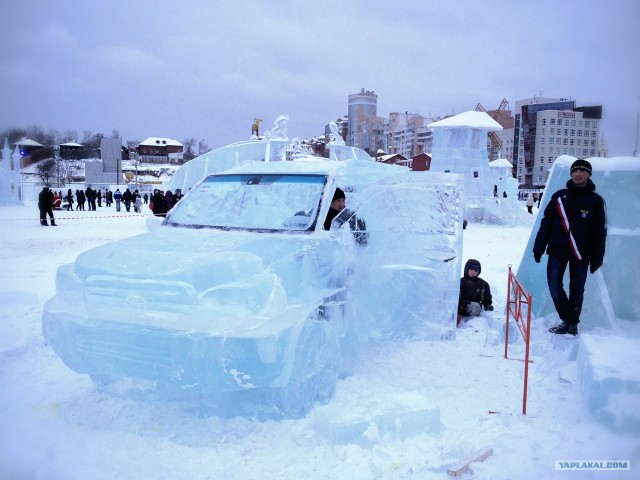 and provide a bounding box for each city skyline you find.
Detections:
[1,0,638,156]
